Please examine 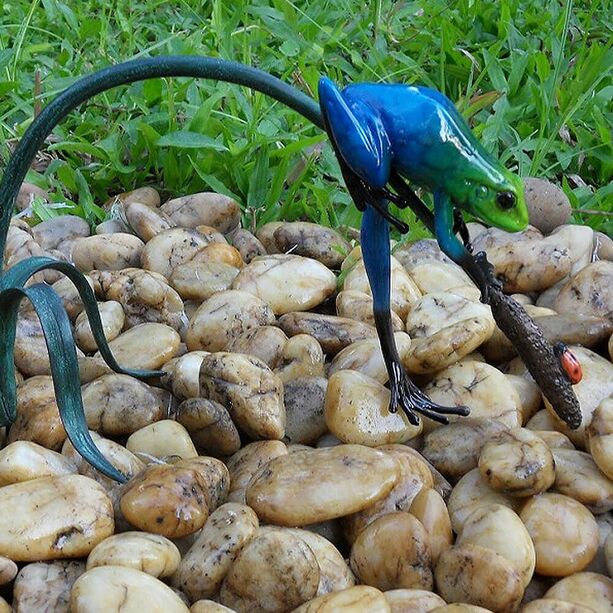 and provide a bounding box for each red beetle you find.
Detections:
[554,343,582,385]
